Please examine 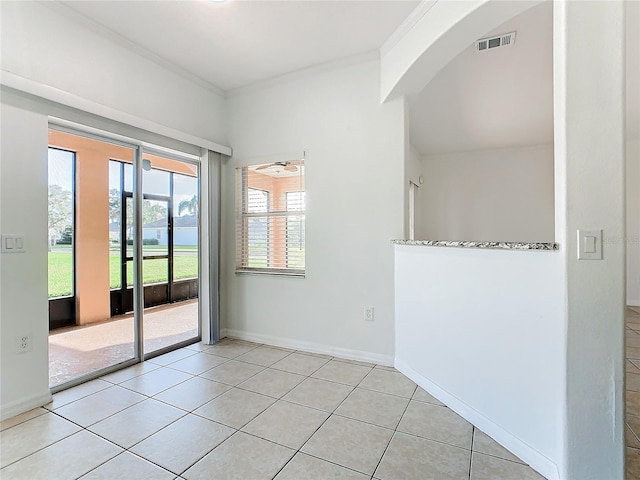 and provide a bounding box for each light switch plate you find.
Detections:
[577,229,602,260]
[1,234,26,253]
